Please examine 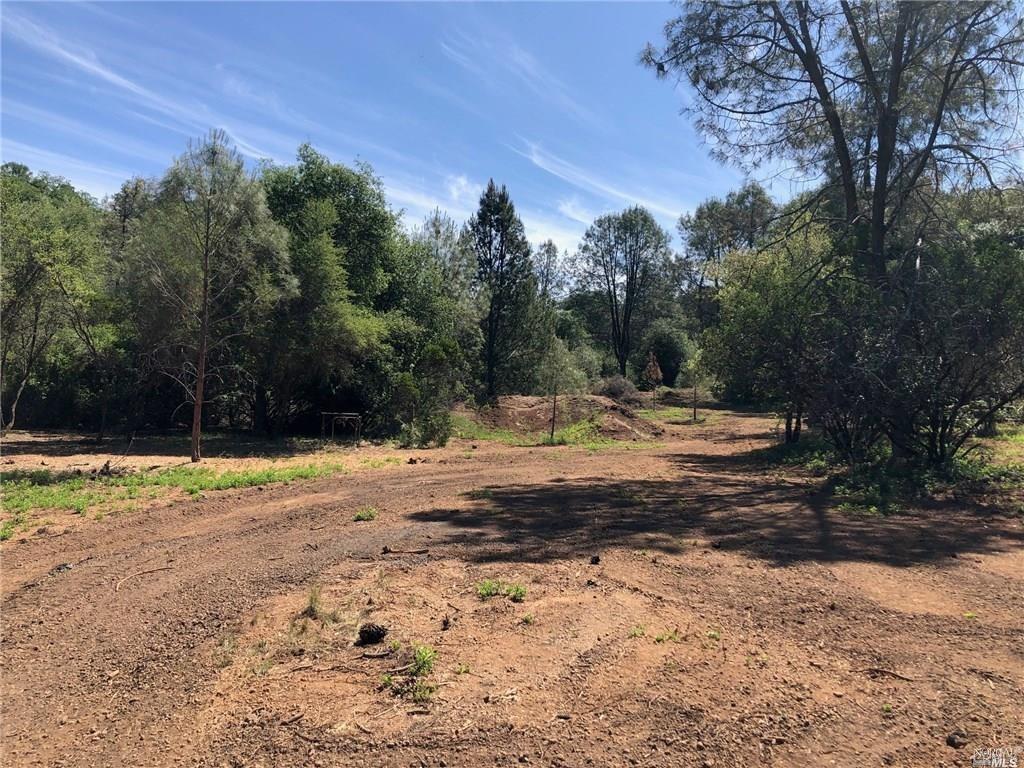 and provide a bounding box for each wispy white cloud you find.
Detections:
[3,100,170,165]
[3,10,199,131]
[440,31,602,129]
[557,196,600,226]
[505,44,601,128]
[440,40,487,79]
[519,209,583,254]
[445,174,480,207]
[385,173,475,227]
[2,9,294,163]
[516,140,685,220]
